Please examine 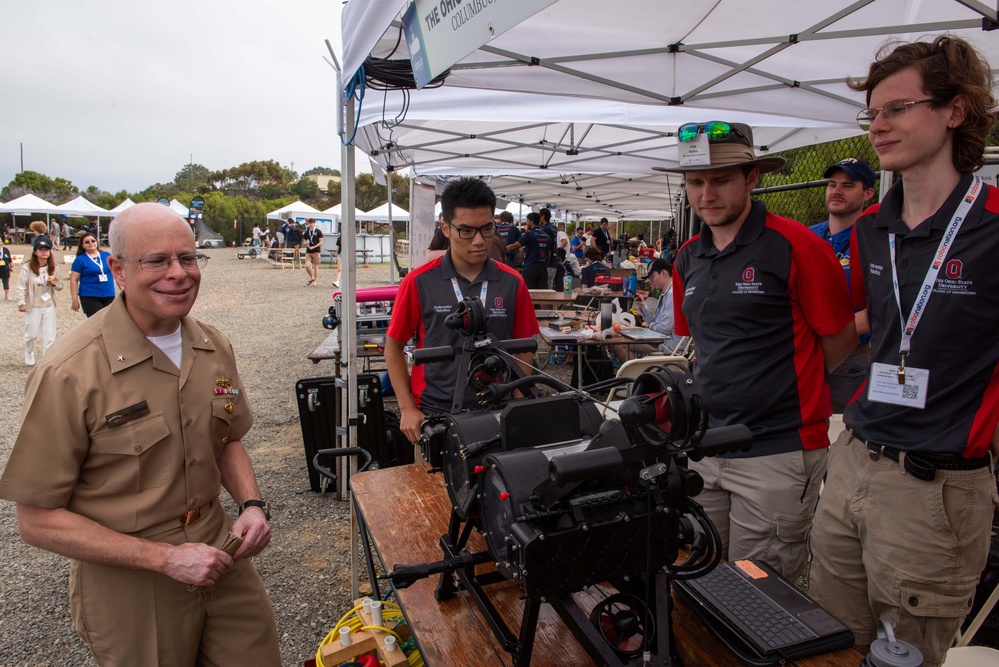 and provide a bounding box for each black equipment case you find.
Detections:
[295,374,413,492]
